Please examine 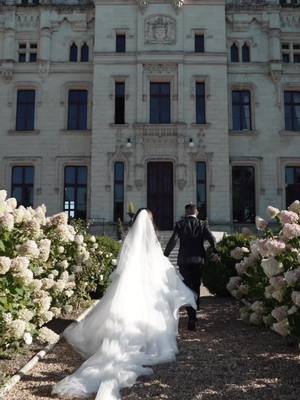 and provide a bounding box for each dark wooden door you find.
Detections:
[147,162,174,230]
